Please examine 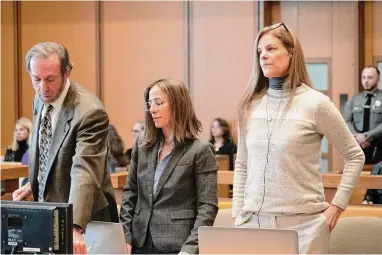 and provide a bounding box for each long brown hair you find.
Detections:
[107,124,128,167]
[209,118,233,144]
[142,78,202,148]
[236,23,312,139]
